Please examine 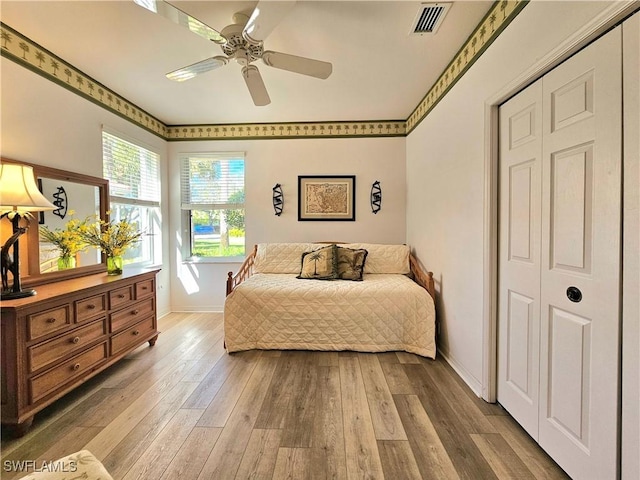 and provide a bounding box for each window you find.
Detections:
[180,153,245,259]
[102,130,161,266]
